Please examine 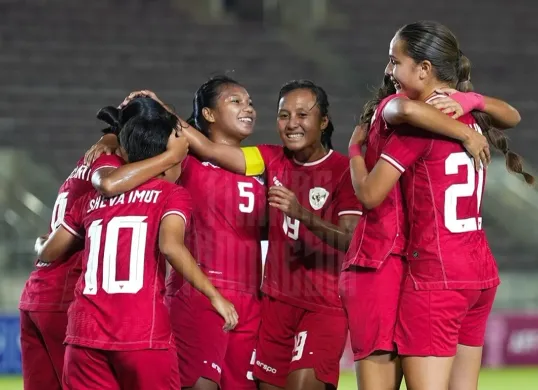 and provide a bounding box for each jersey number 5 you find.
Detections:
[84,216,148,295]
[444,152,485,233]
[238,182,255,214]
